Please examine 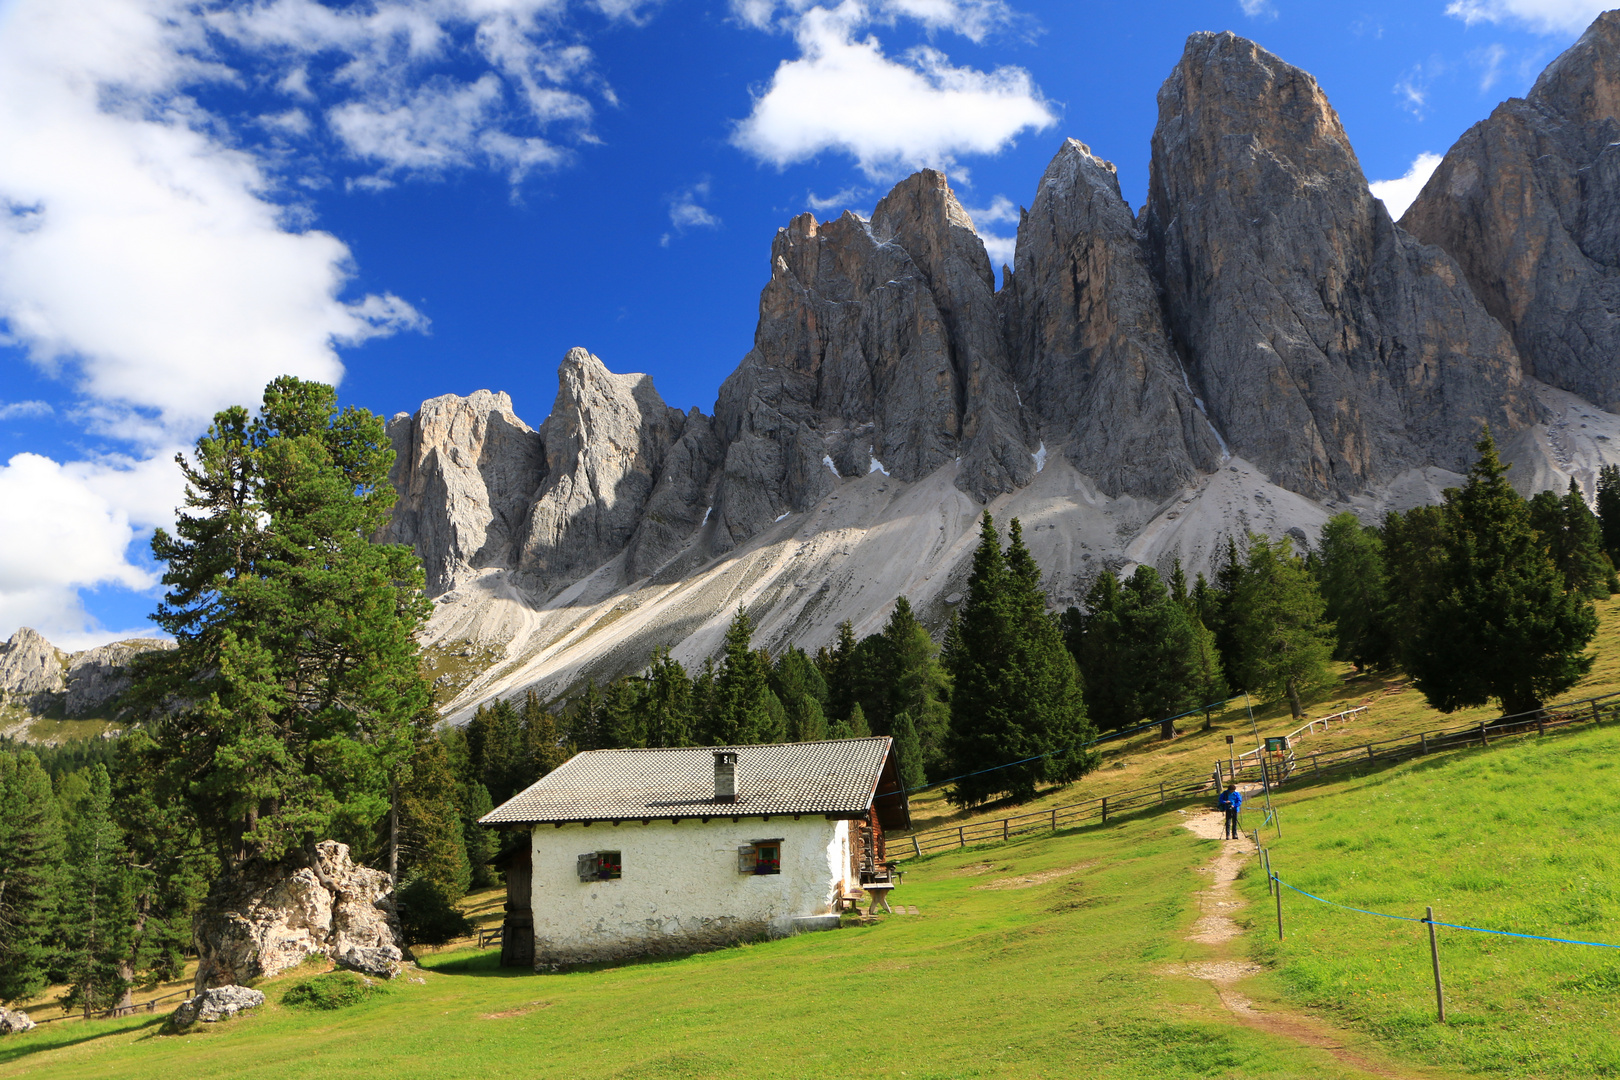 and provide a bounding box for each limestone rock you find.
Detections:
[63,638,174,717]
[1003,138,1223,498]
[171,986,264,1028]
[624,407,724,579]
[337,943,404,979]
[192,840,408,992]
[0,628,65,708]
[0,1008,34,1035]
[516,349,691,589]
[1401,12,1620,411]
[1144,31,1538,499]
[380,390,545,595]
